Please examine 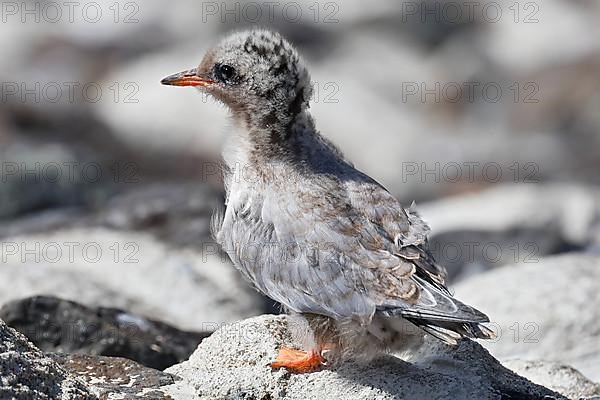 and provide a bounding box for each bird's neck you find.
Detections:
[226,109,315,167]
[222,110,349,191]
